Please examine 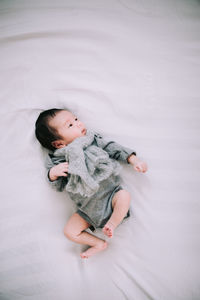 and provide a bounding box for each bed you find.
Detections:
[0,0,200,299]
